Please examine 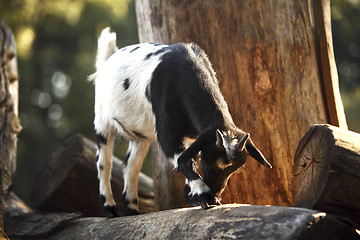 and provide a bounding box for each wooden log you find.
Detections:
[5,204,360,240]
[292,124,360,228]
[30,134,154,216]
[135,0,347,210]
[5,211,82,240]
[5,192,33,219]
[0,19,21,234]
